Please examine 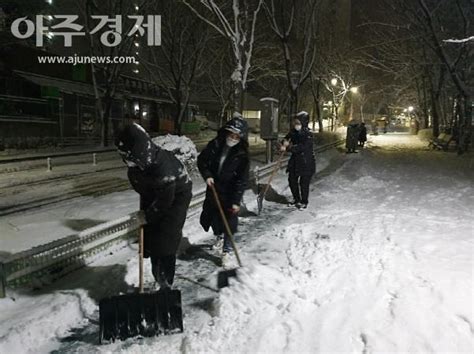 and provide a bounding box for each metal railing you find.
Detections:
[0,139,343,297]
